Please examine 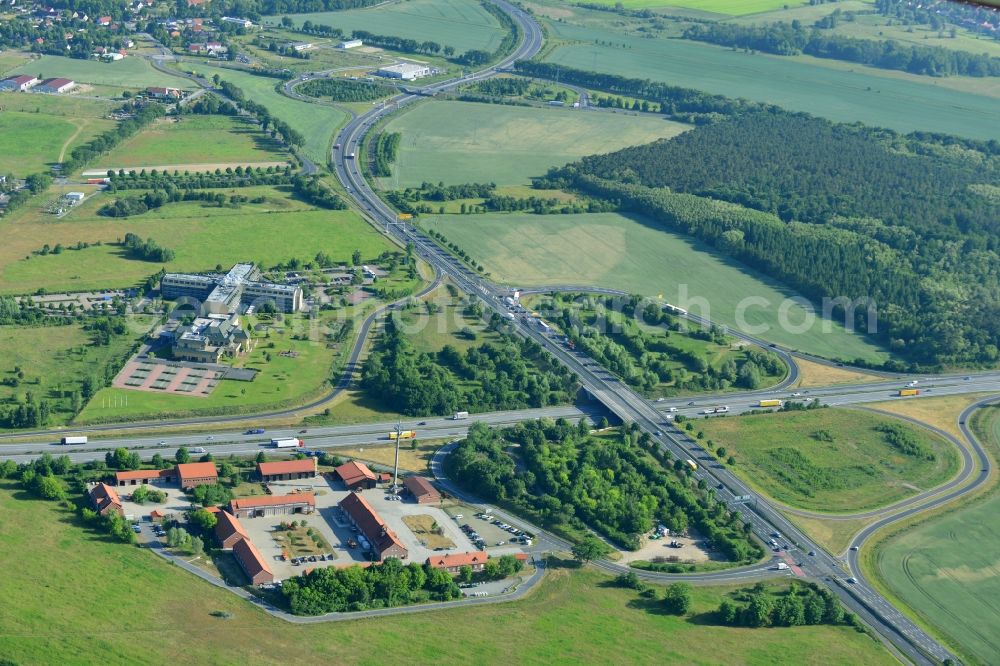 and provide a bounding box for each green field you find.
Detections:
[0,323,148,429]
[95,115,288,169]
[7,54,181,90]
[0,93,115,177]
[422,212,888,361]
[872,405,1000,665]
[0,186,394,295]
[0,481,895,665]
[381,100,689,187]
[697,409,959,513]
[206,66,347,166]
[541,25,999,140]
[280,0,506,54]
